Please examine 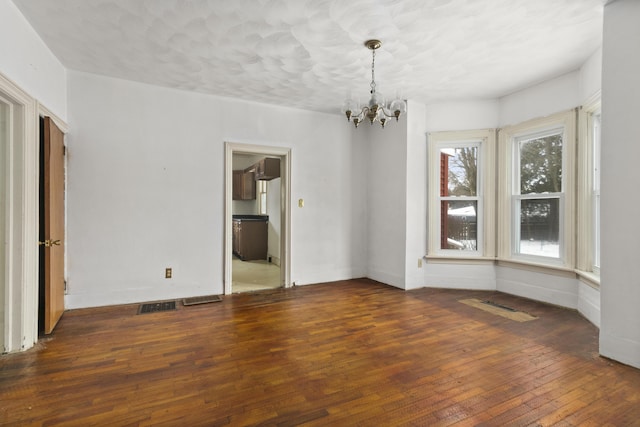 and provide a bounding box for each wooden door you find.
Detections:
[42,117,65,334]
